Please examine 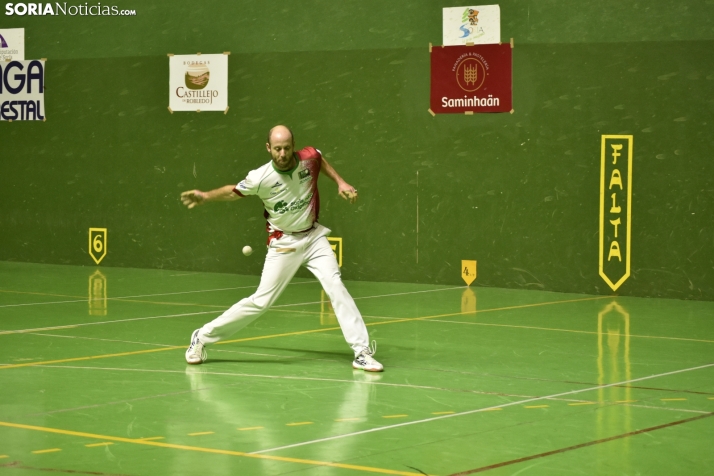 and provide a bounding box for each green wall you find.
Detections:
[2,1,713,300]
